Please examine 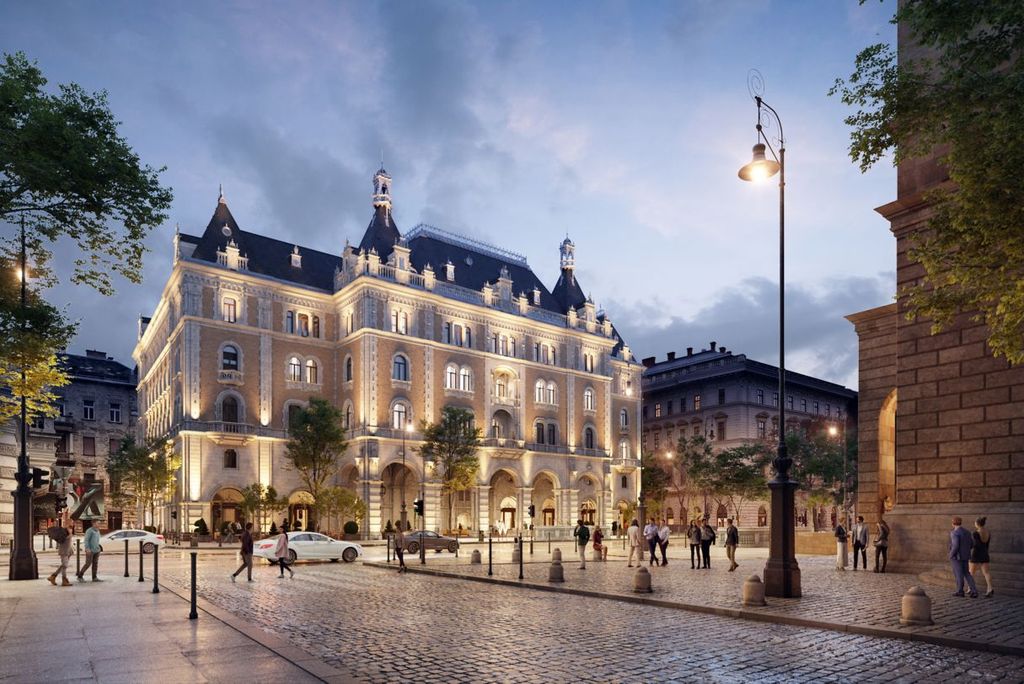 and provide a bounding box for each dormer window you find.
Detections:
[446,261,455,281]
[532,287,541,305]
[291,246,302,268]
